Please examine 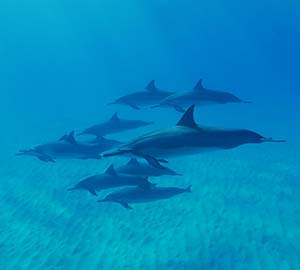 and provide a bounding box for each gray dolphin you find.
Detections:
[108,80,174,110]
[78,112,153,137]
[97,185,191,209]
[116,158,182,177]
[68,164,154,196]
[16,131,113,162]
[152,79,251,112]
[103,105,285,168]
